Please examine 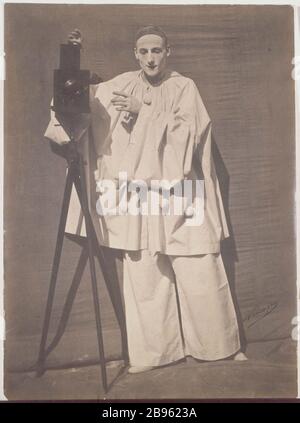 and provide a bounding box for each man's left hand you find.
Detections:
[111,91,142,114]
